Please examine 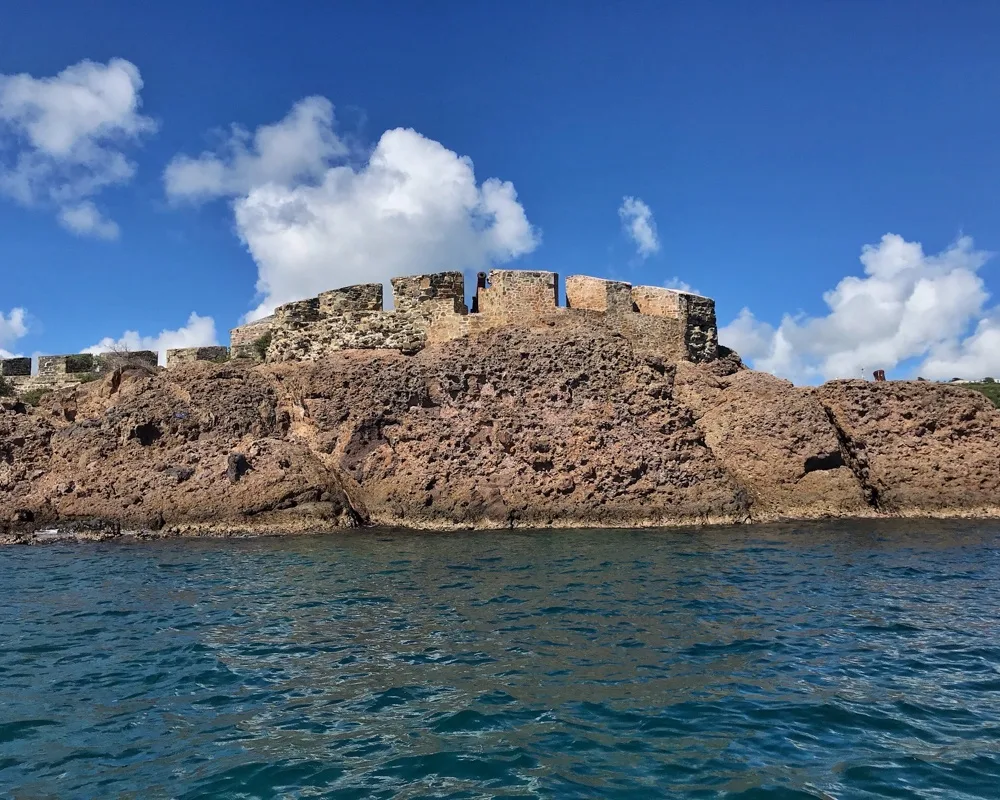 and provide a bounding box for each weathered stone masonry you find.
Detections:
[10,270,717,400]
[5,351,159,397]
[229,269,719,365]
[0,358,30,377]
